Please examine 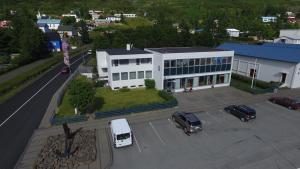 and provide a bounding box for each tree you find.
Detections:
[68,77,96,113]
[79,20,90,44]
[61,16,76,25]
